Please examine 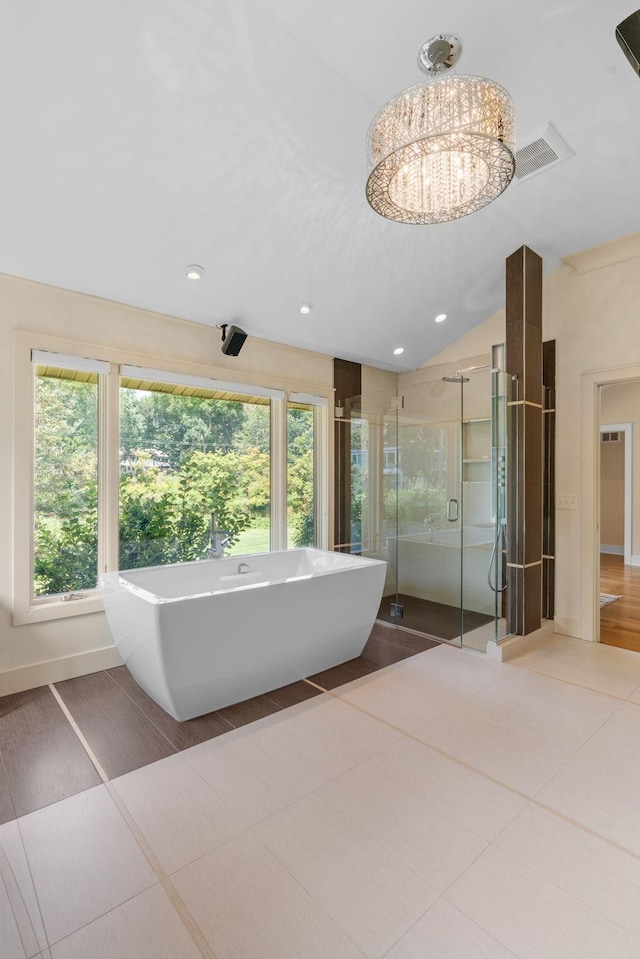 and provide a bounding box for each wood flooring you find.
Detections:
[600,553,640,652]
